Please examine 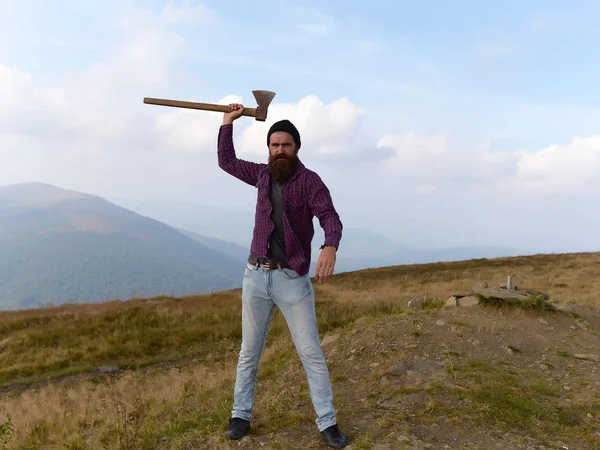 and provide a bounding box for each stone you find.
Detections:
[96,365,120,373]
[574,354,599,362]
[473,286,531,301]
[445,296,458,307]
[538,318,549,325]
[459,296,480,307]
[408,293,438,308]
[386,360,446,387]
[321,334,340,346]
[554,303,576,312]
